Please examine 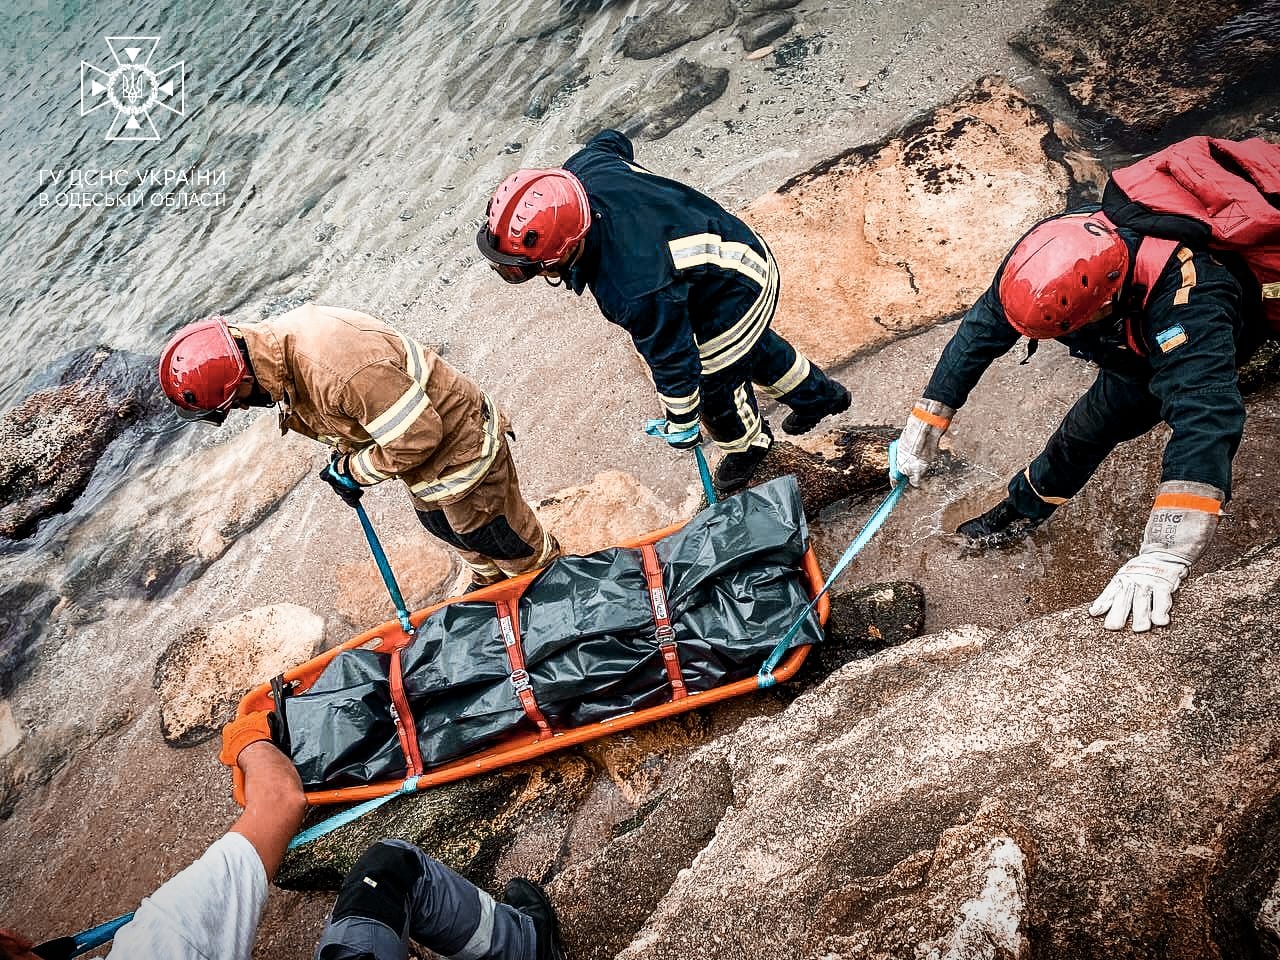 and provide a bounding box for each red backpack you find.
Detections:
[1101,136,1280,333]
